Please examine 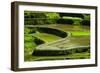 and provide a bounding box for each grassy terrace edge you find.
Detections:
[24,25,90,61]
